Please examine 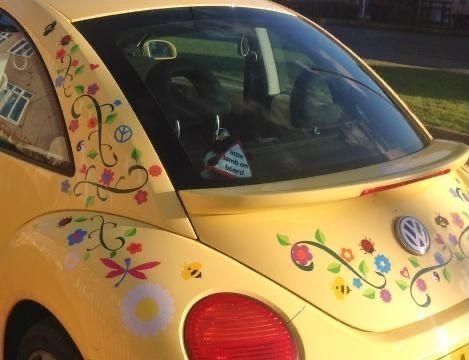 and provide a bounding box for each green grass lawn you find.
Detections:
[371,65,469,134]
